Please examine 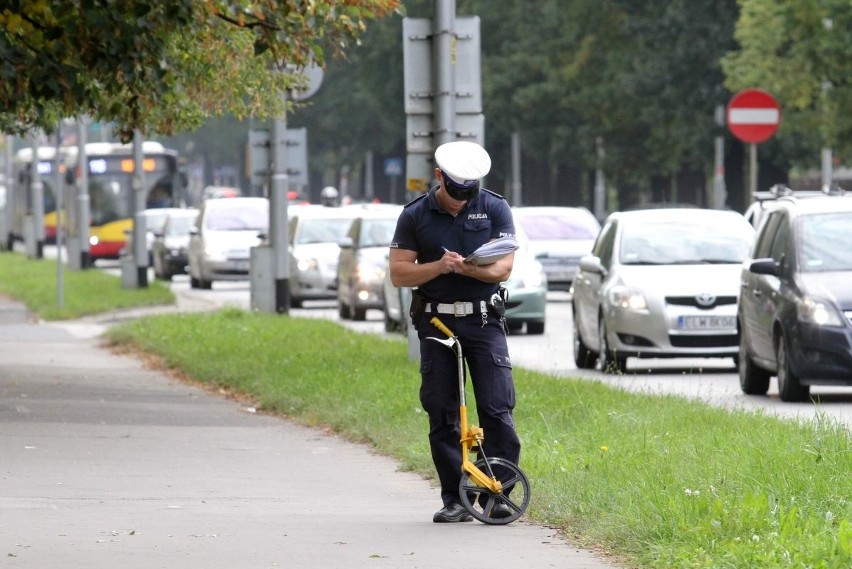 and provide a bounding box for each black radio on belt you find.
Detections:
[487,287,508,318]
